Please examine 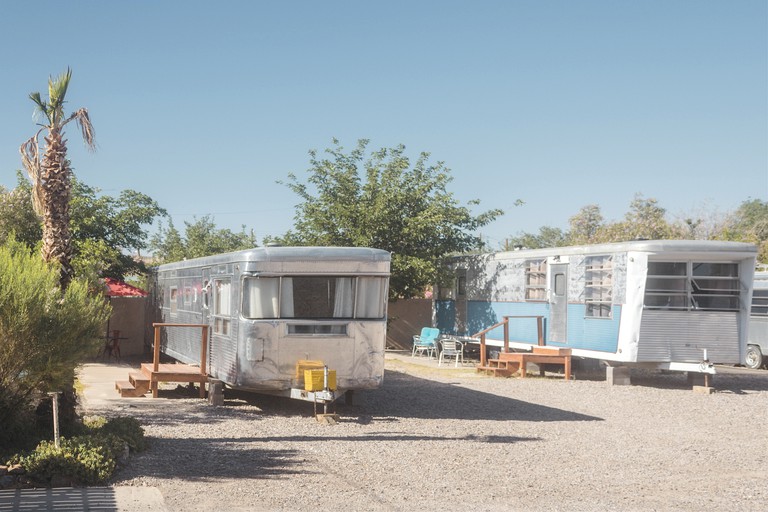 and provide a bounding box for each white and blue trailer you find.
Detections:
[435,240,757,374]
